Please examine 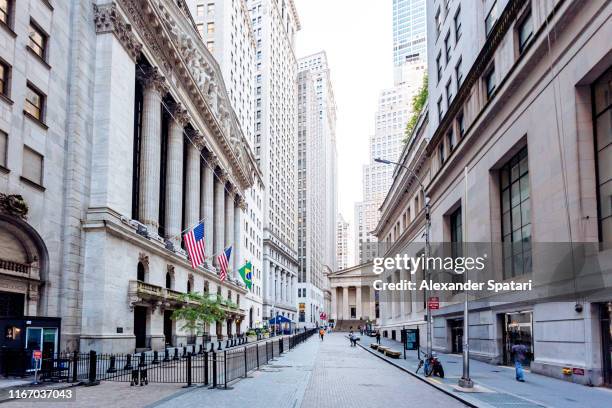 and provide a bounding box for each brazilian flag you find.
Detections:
[238,261,253,290]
